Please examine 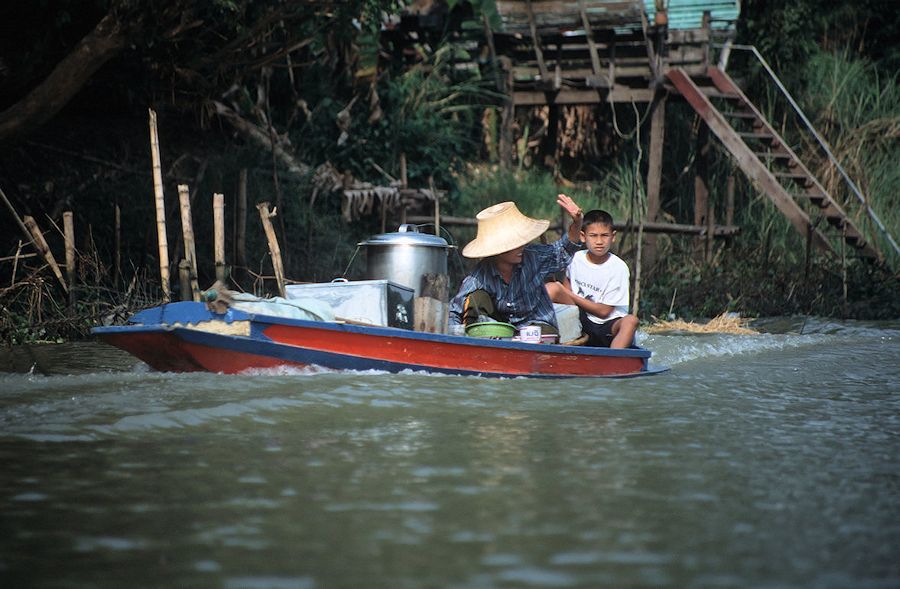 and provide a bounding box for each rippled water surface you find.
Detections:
[1,317,898,588]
